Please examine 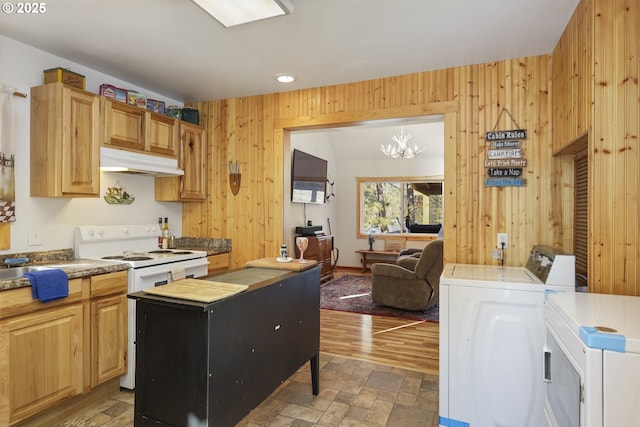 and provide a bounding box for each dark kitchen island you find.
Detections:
[128,264,320,427]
